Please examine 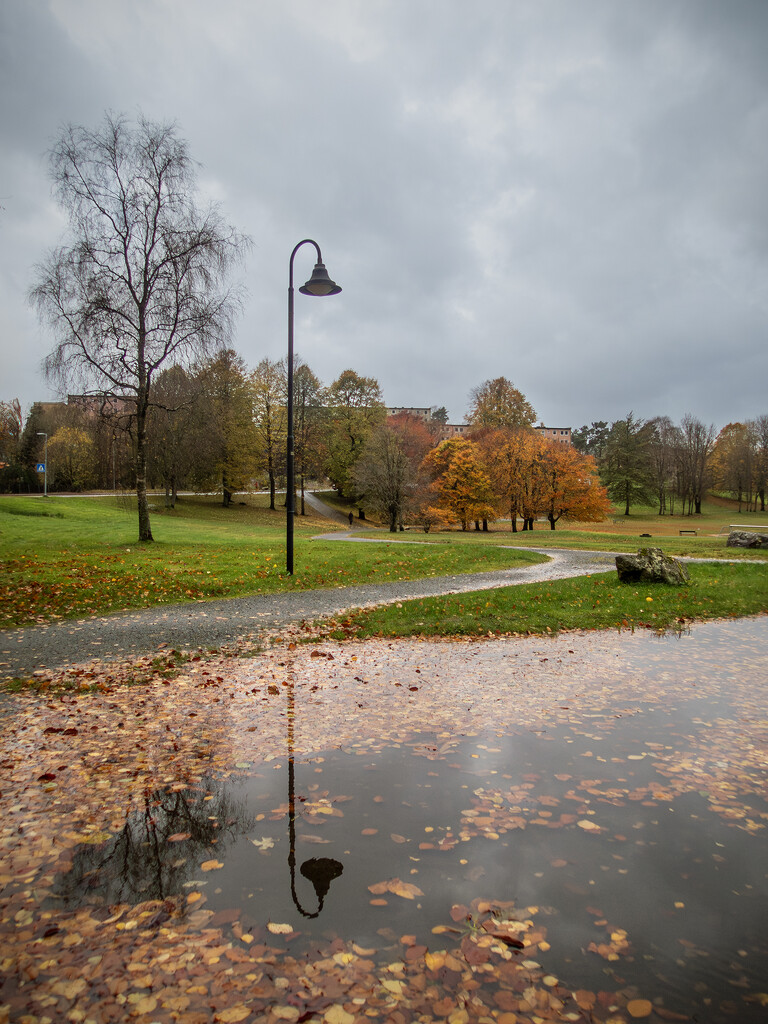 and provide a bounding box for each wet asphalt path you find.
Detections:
[0,548,617,677]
